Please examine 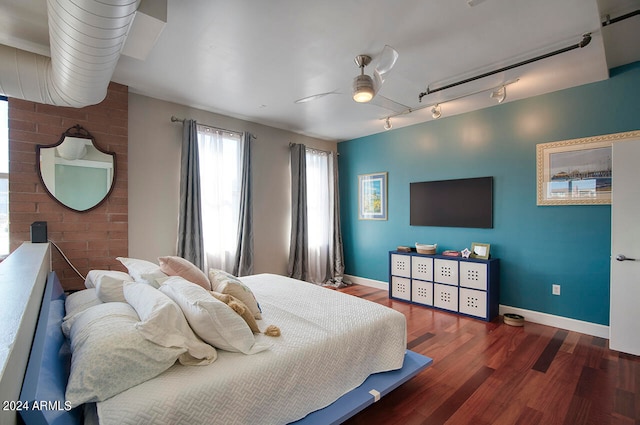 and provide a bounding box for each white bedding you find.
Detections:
[96,273,406,425]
